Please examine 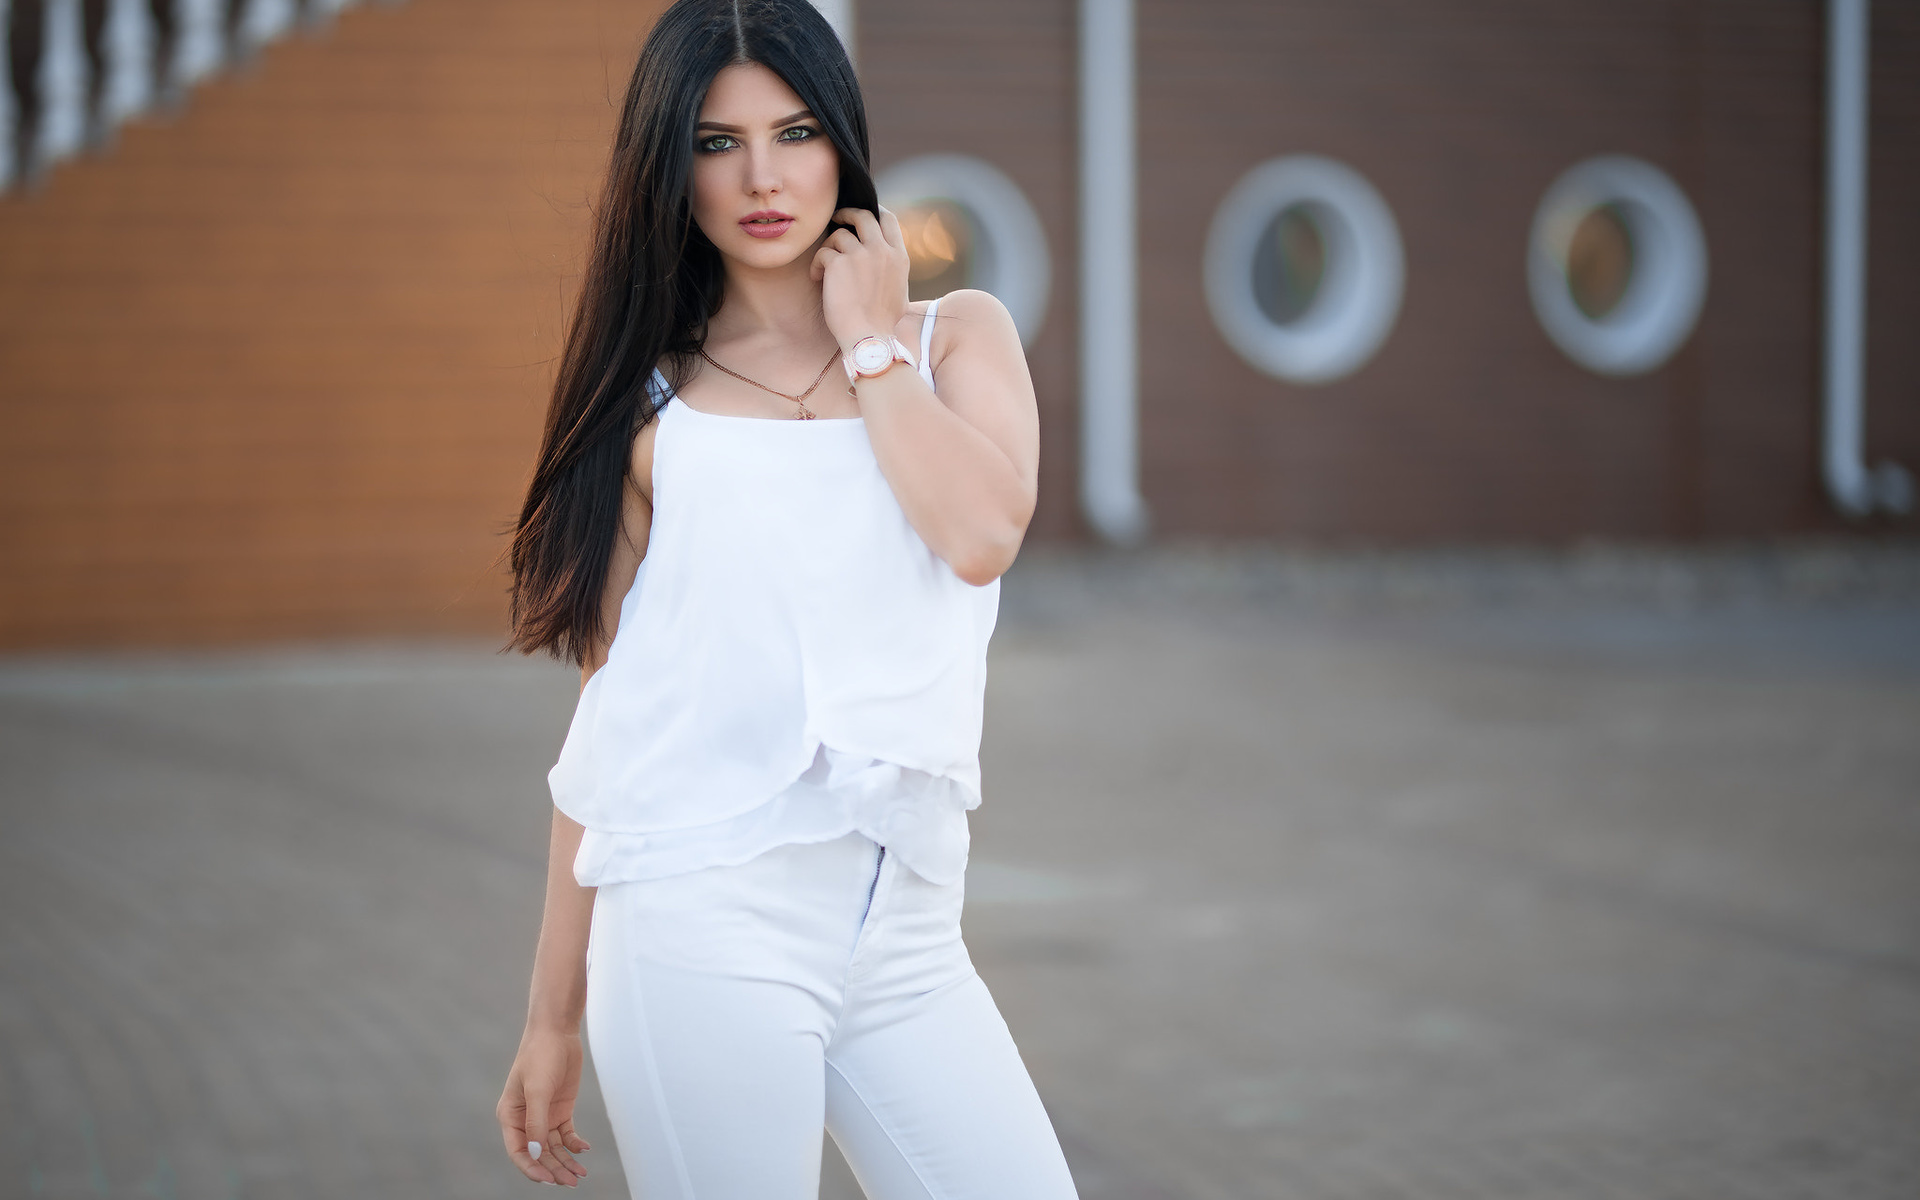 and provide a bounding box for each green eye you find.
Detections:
[779,126,818,142]
[699,135,738,153]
